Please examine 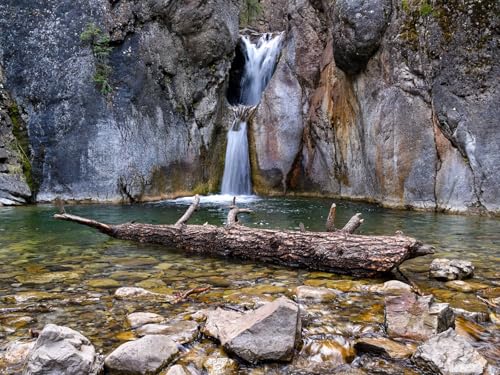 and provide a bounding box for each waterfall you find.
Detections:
[221,33,283,195]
